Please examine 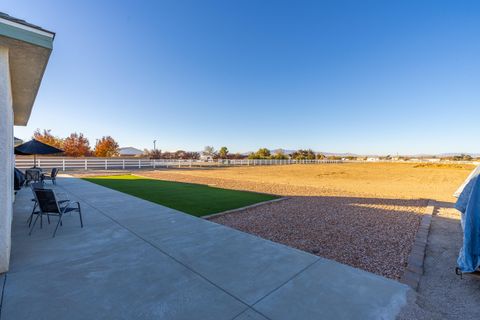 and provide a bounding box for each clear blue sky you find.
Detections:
[7,0,480,155]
